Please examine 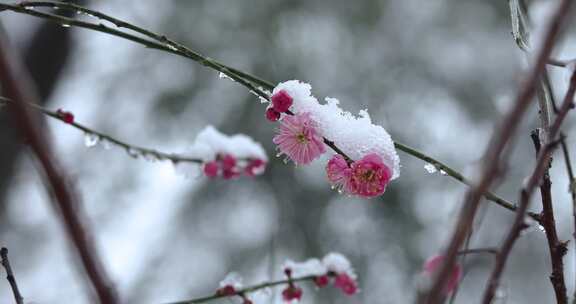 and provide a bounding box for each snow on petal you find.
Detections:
[273,112,326,165]
[273,80,400,180]
[283,258,328,277]
[322,252,356,278]
[219,272,244,290]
